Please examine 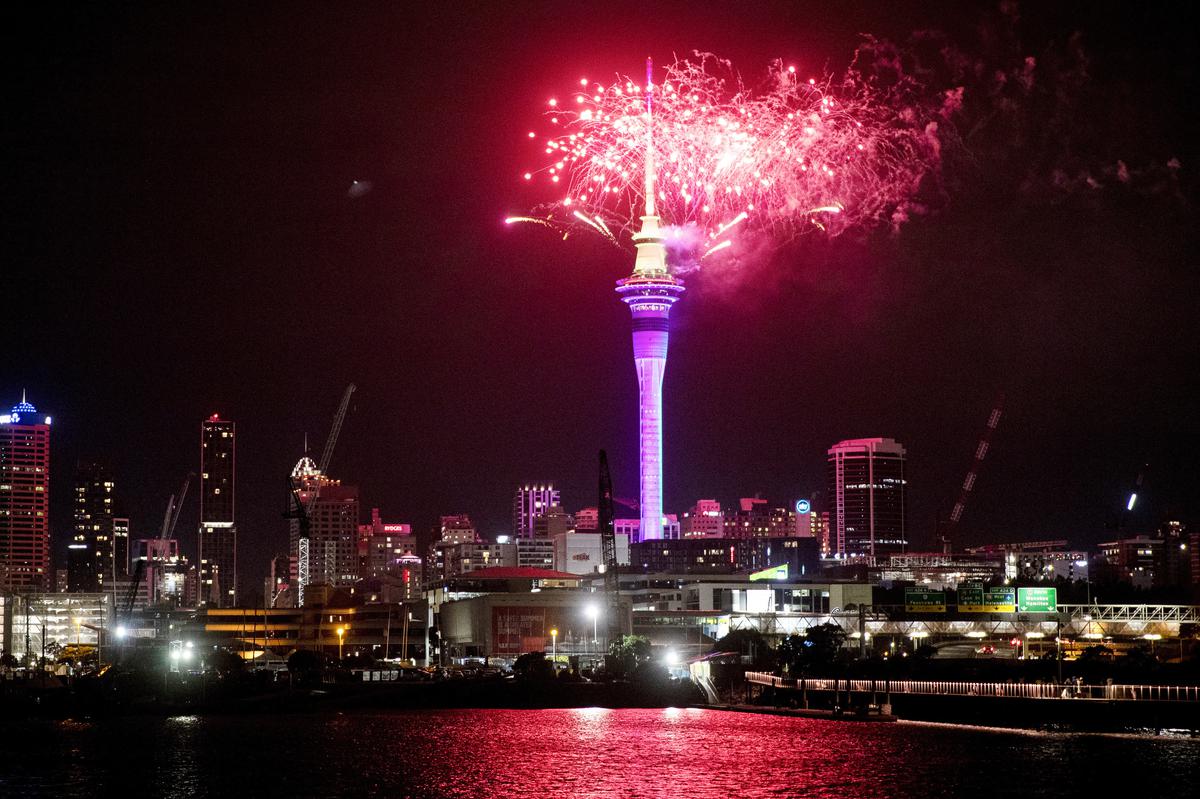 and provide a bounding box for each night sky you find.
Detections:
[3,1,1196,598]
